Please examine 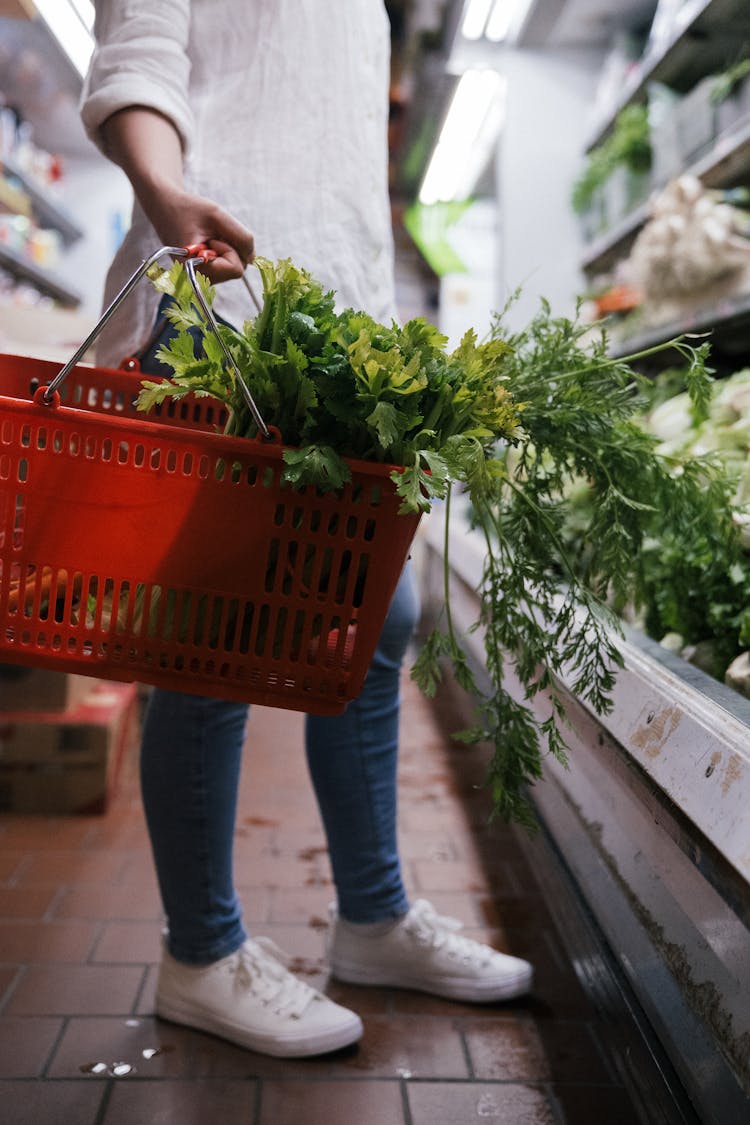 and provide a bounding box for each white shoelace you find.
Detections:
[404,900,494,967]
[231,937,318,1019]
